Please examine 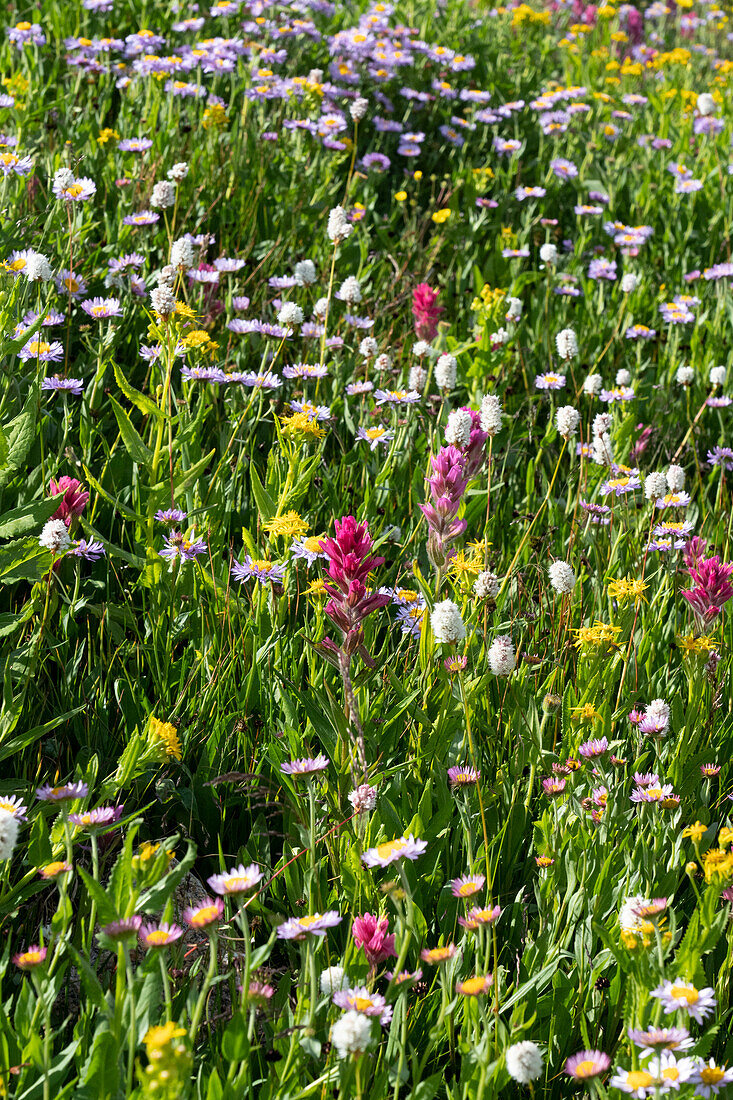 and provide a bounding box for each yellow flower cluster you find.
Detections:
[606,576,649,606]
[471,283,507,323]
[279,411,325,443]
[511,4,551,26]
[139,1021,192,1099]
[202,103,228,129]
[264,511,309,538]
[702,847,733,885]
[2,72,29,100]
[573,620,621,651]
[677,633,716,657]
[181,329,218,355]
[148,716,182,761]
